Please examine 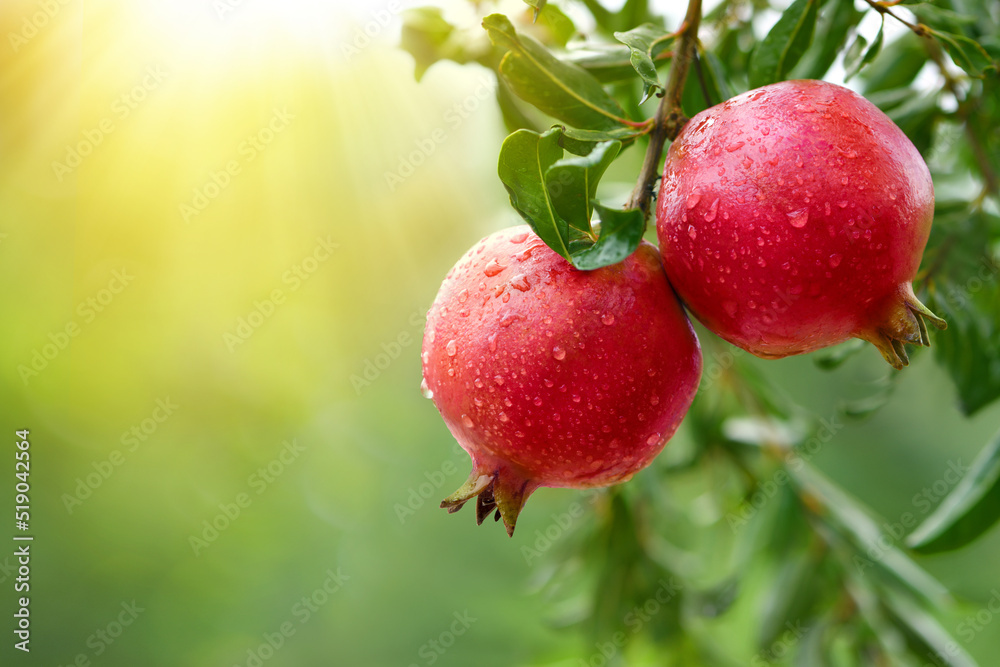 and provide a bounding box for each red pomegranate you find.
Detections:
[656,79,945,368]
[422,226,702,535]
